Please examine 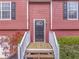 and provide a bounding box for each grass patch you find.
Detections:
[58,36,79,45]
[60,45,79,59]
[58,36,79,59]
